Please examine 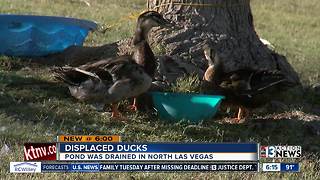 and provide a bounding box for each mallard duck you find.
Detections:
[52,11,172,118]
[129,11,171,111]
[202,44,291,123]
[202,44,223,89]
